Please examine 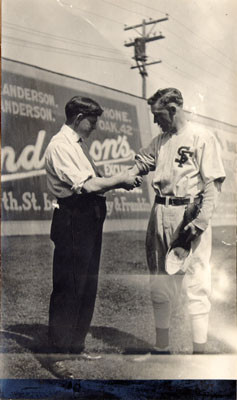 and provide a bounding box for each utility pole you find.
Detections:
[124,16,168,99]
